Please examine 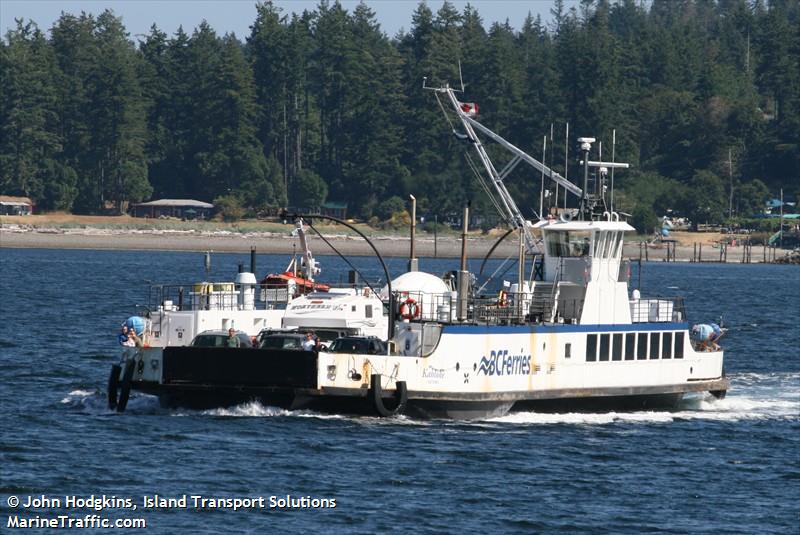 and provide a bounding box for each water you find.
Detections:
[1,249,798,533]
